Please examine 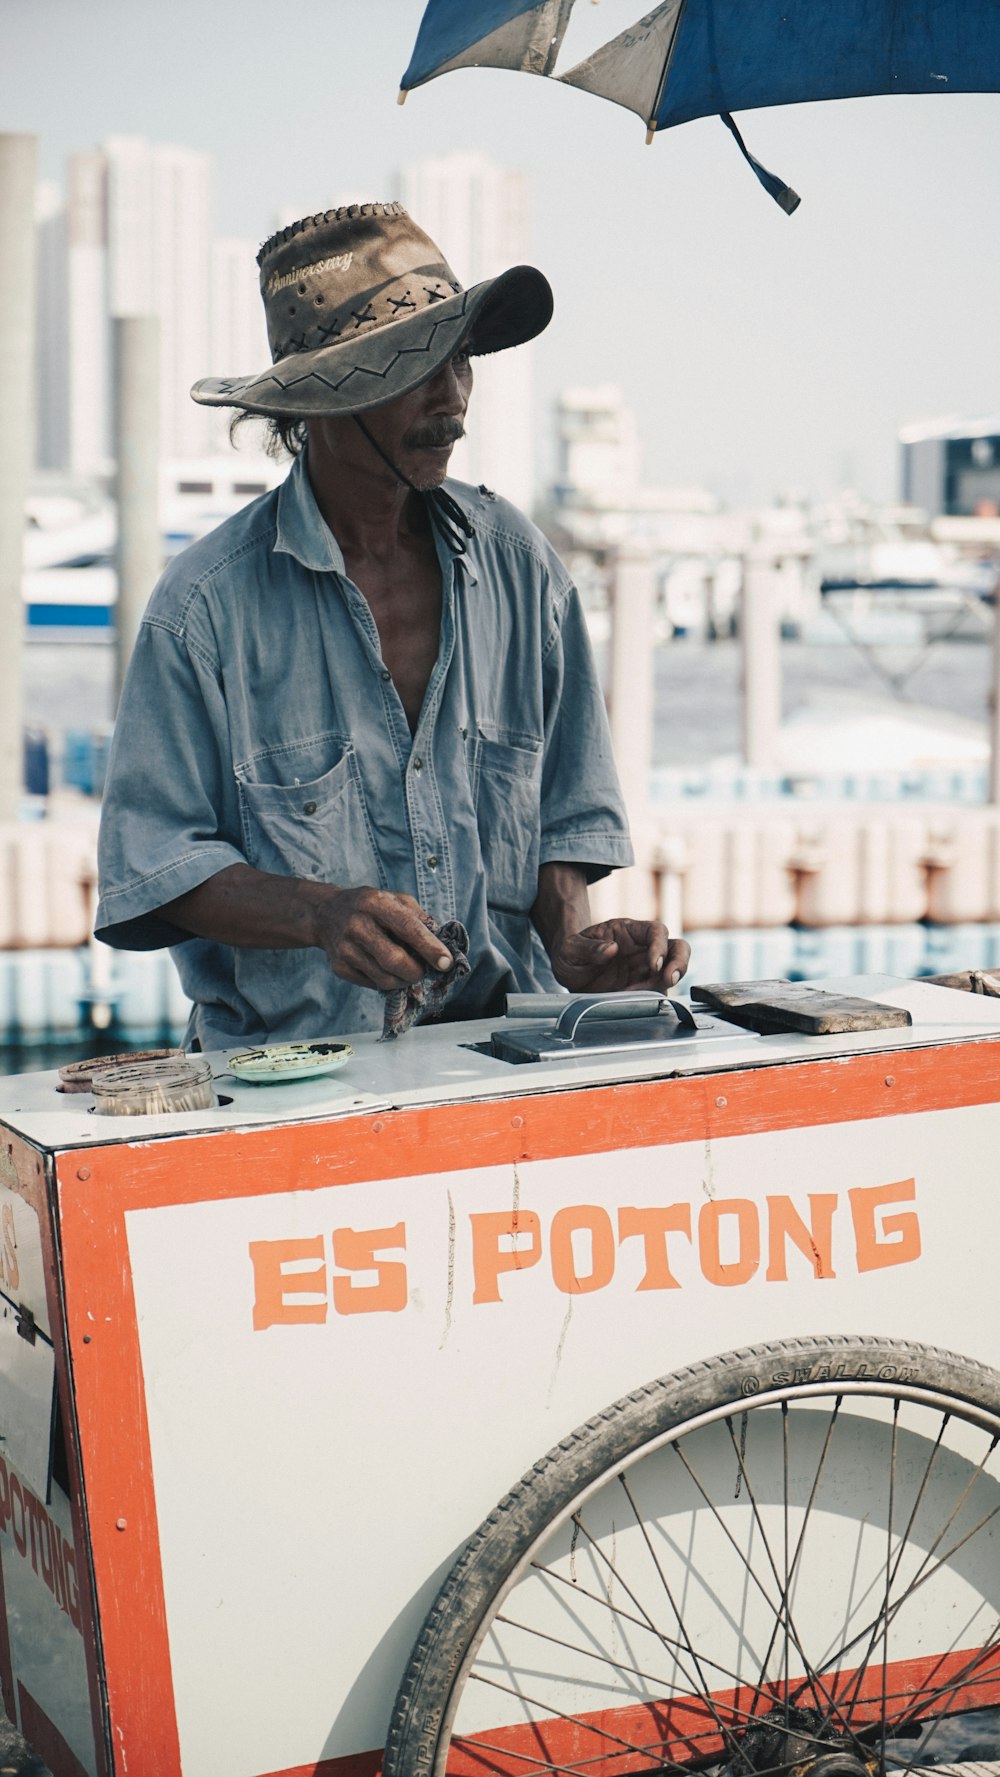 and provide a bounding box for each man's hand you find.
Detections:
[549,918,691,995]
[314,886,454,992]
[162,866,453,993]
[531,863,691,997]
